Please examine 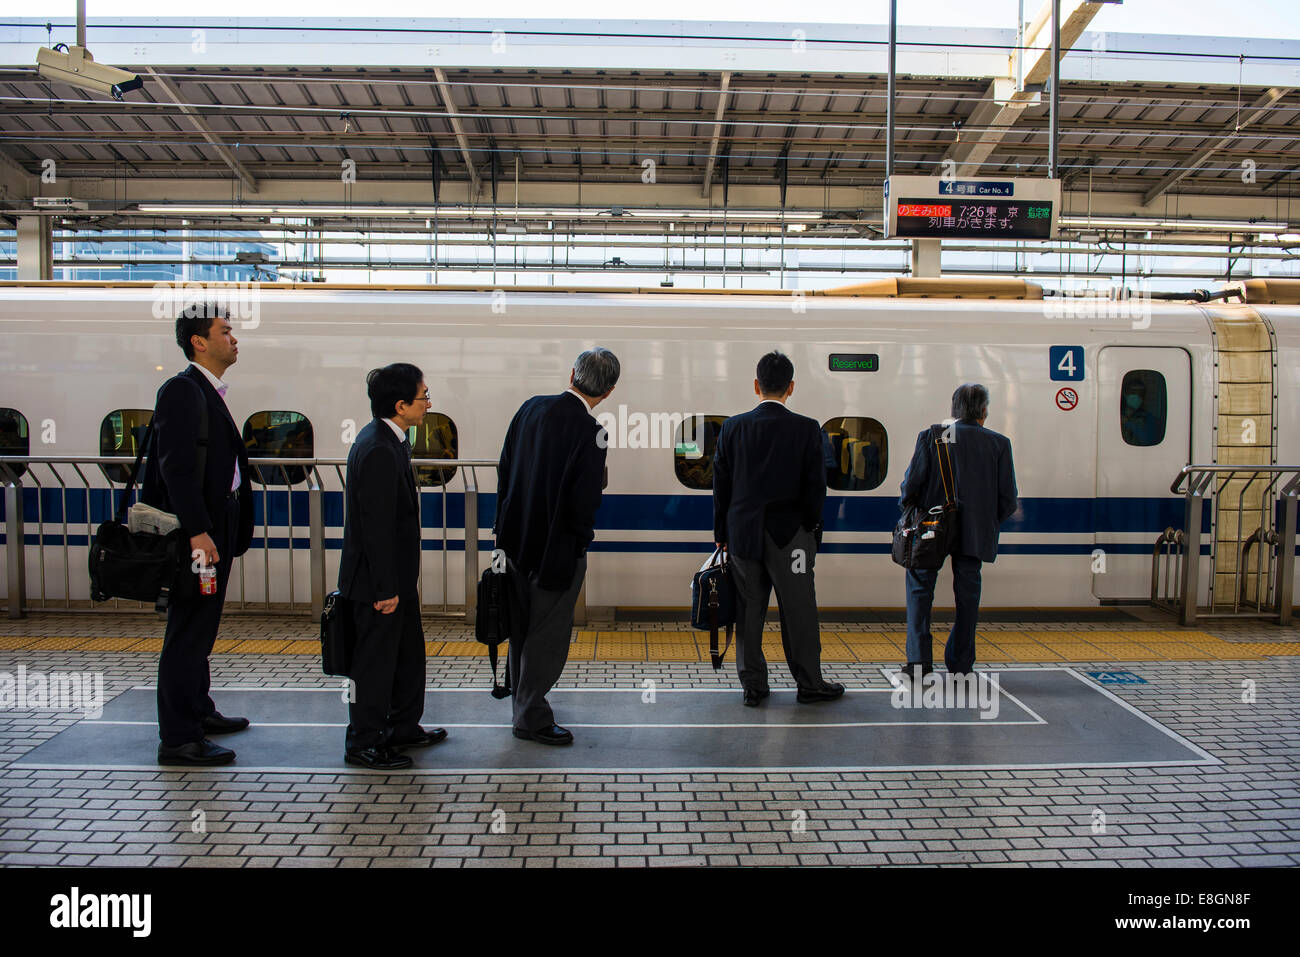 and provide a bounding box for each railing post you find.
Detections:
[4,474,25,620]
[308,468,325,623]
[1277,486,1297,626]
[463,467,478,625]
[1178,482,1204,626]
